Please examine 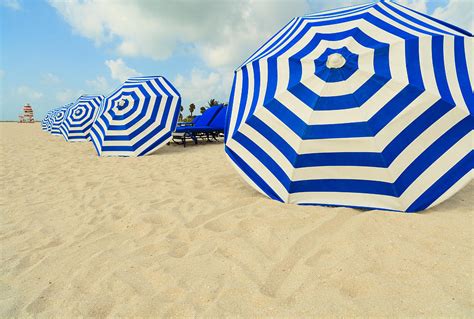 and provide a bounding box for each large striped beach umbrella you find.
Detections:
[225,1,473,212]
[60,95,104,142]
[50,103,73,135]
[90,76,181,157]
